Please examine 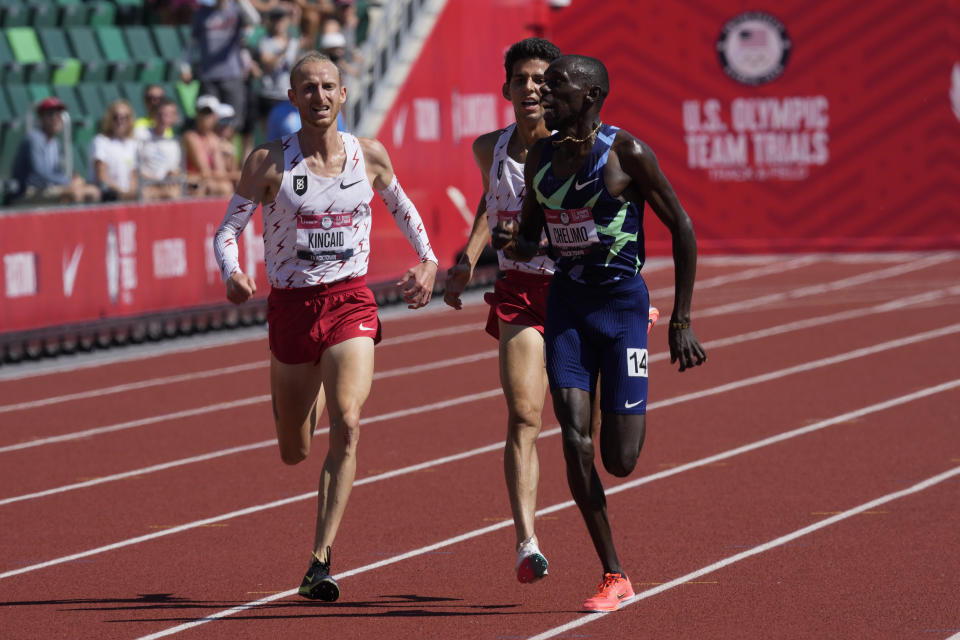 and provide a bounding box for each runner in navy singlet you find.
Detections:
[493,54,707,612]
